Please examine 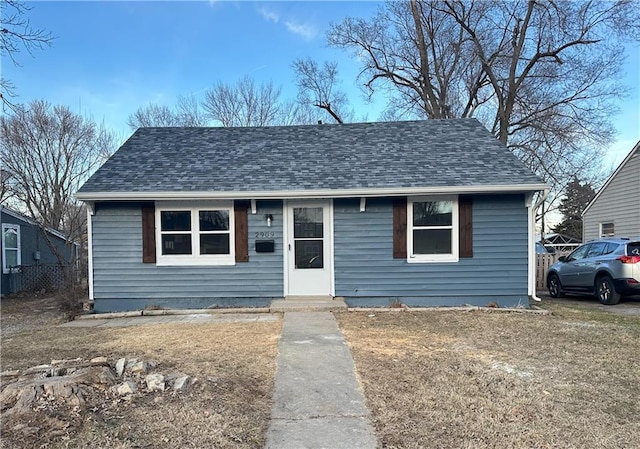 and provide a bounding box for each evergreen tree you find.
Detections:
[553,177,596,241]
